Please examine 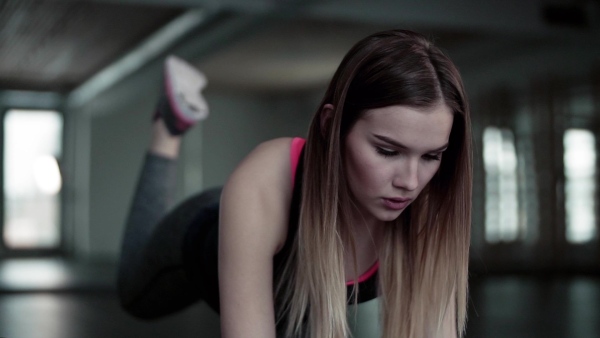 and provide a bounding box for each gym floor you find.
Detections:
[0,259,598,338]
